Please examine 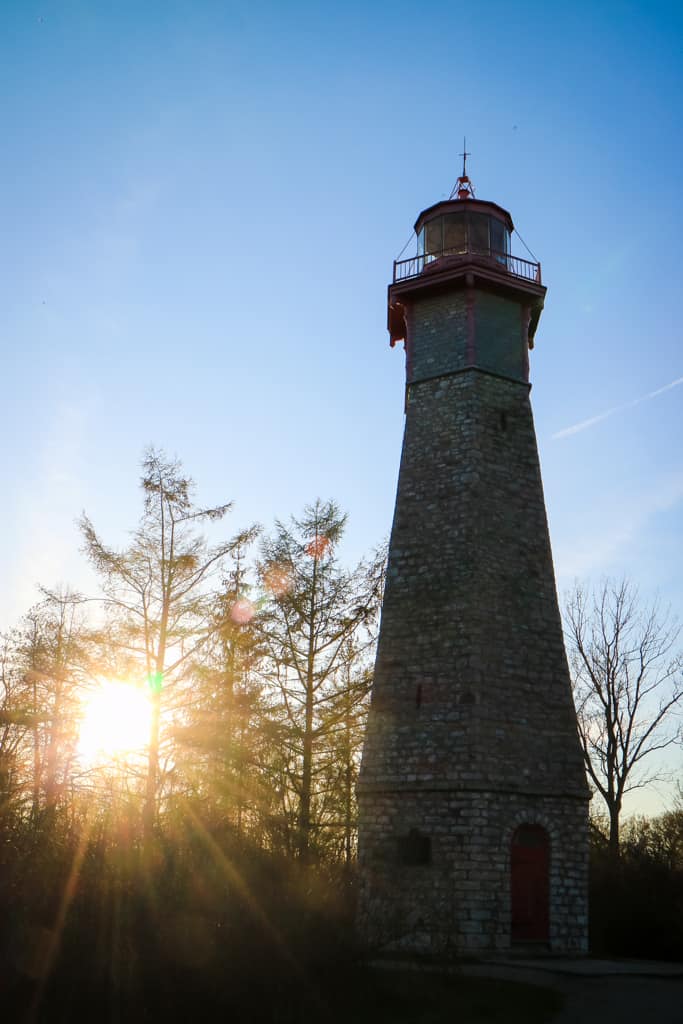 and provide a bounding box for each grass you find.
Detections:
[4,962,564,1024]
[1,828,565,1023]
[304,966,565,1024]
